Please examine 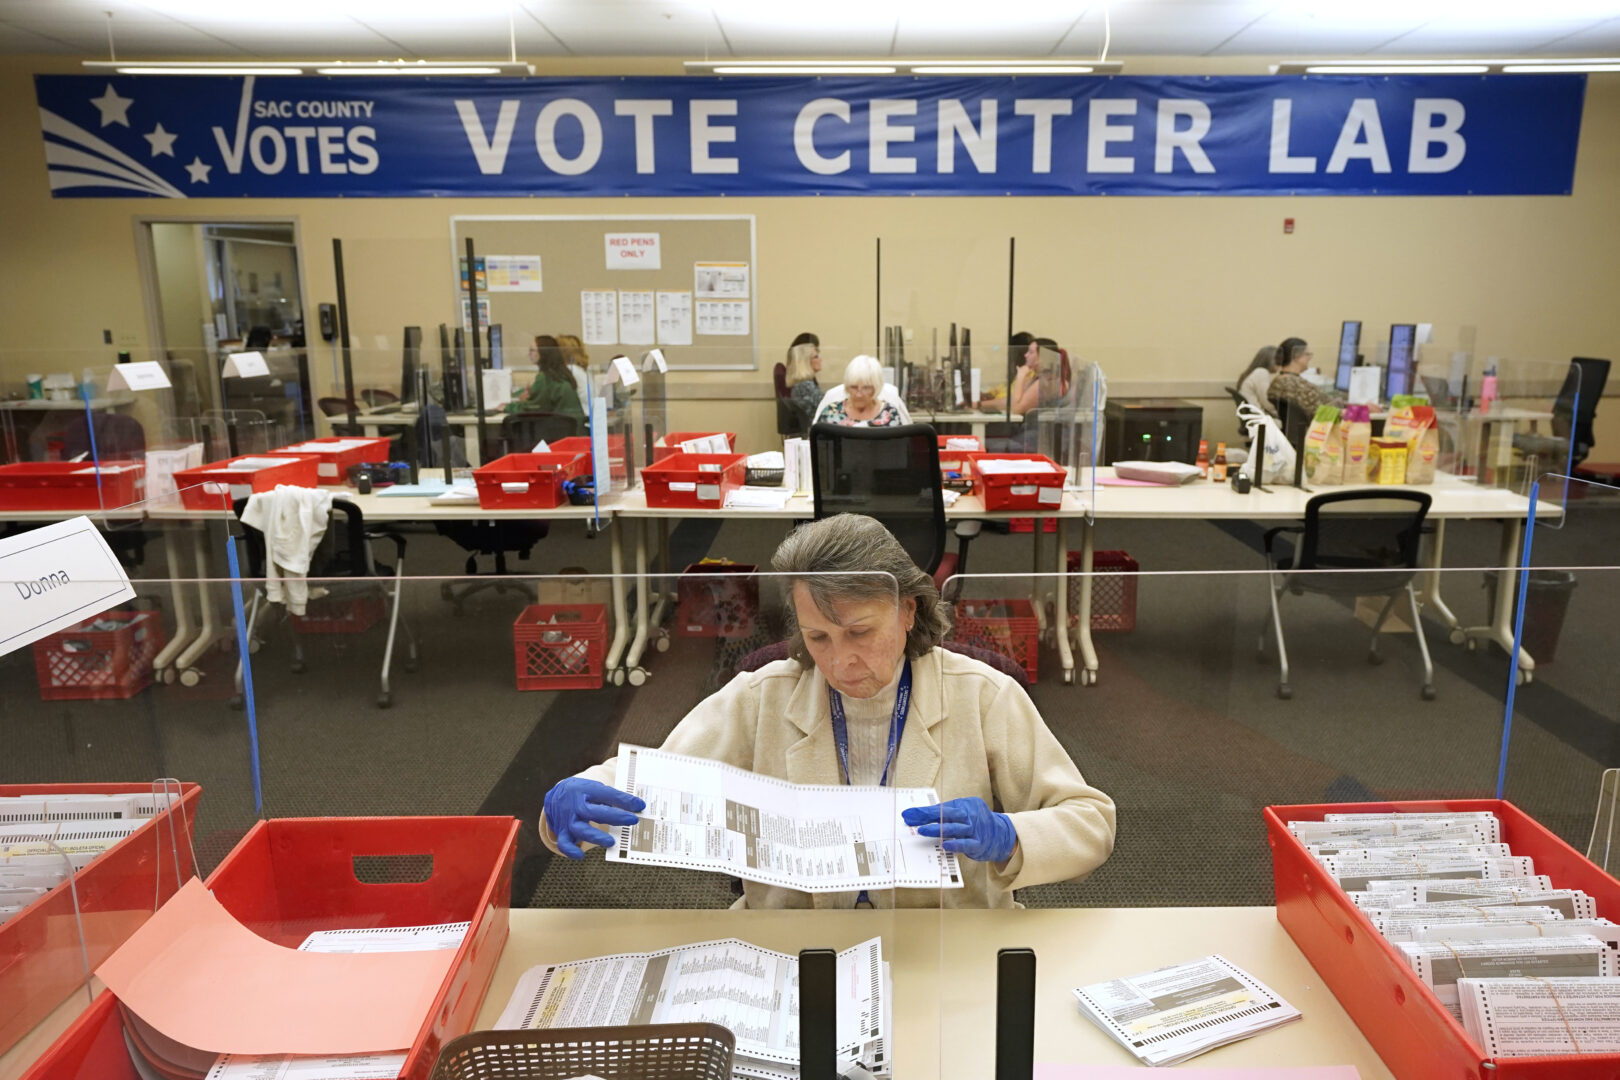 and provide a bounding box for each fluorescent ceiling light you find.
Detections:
[1277,57,1617,74]
[1503,62,1620,72]
[109,66,305,75]
[907,63,1115,75]
[140,0,516,19]
[317,65,505,75]
[82,60,532,77]
[687,59,1121,76]
[1304,64,1490,73]
[687,61,897,74]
